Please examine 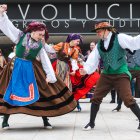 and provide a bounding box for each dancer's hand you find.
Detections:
[79,68,87,75]
[0,4,7,15]
[46,78,49,84]
[46,76,57,83]
[70,71,75,76]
